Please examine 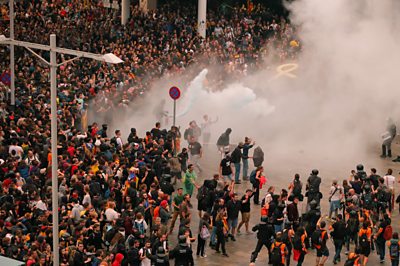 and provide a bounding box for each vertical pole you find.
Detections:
[50,34,60,266]
[173,99,176,127]
[10,0,15,106]
[121,0,130,25]
[197,0,207,38]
